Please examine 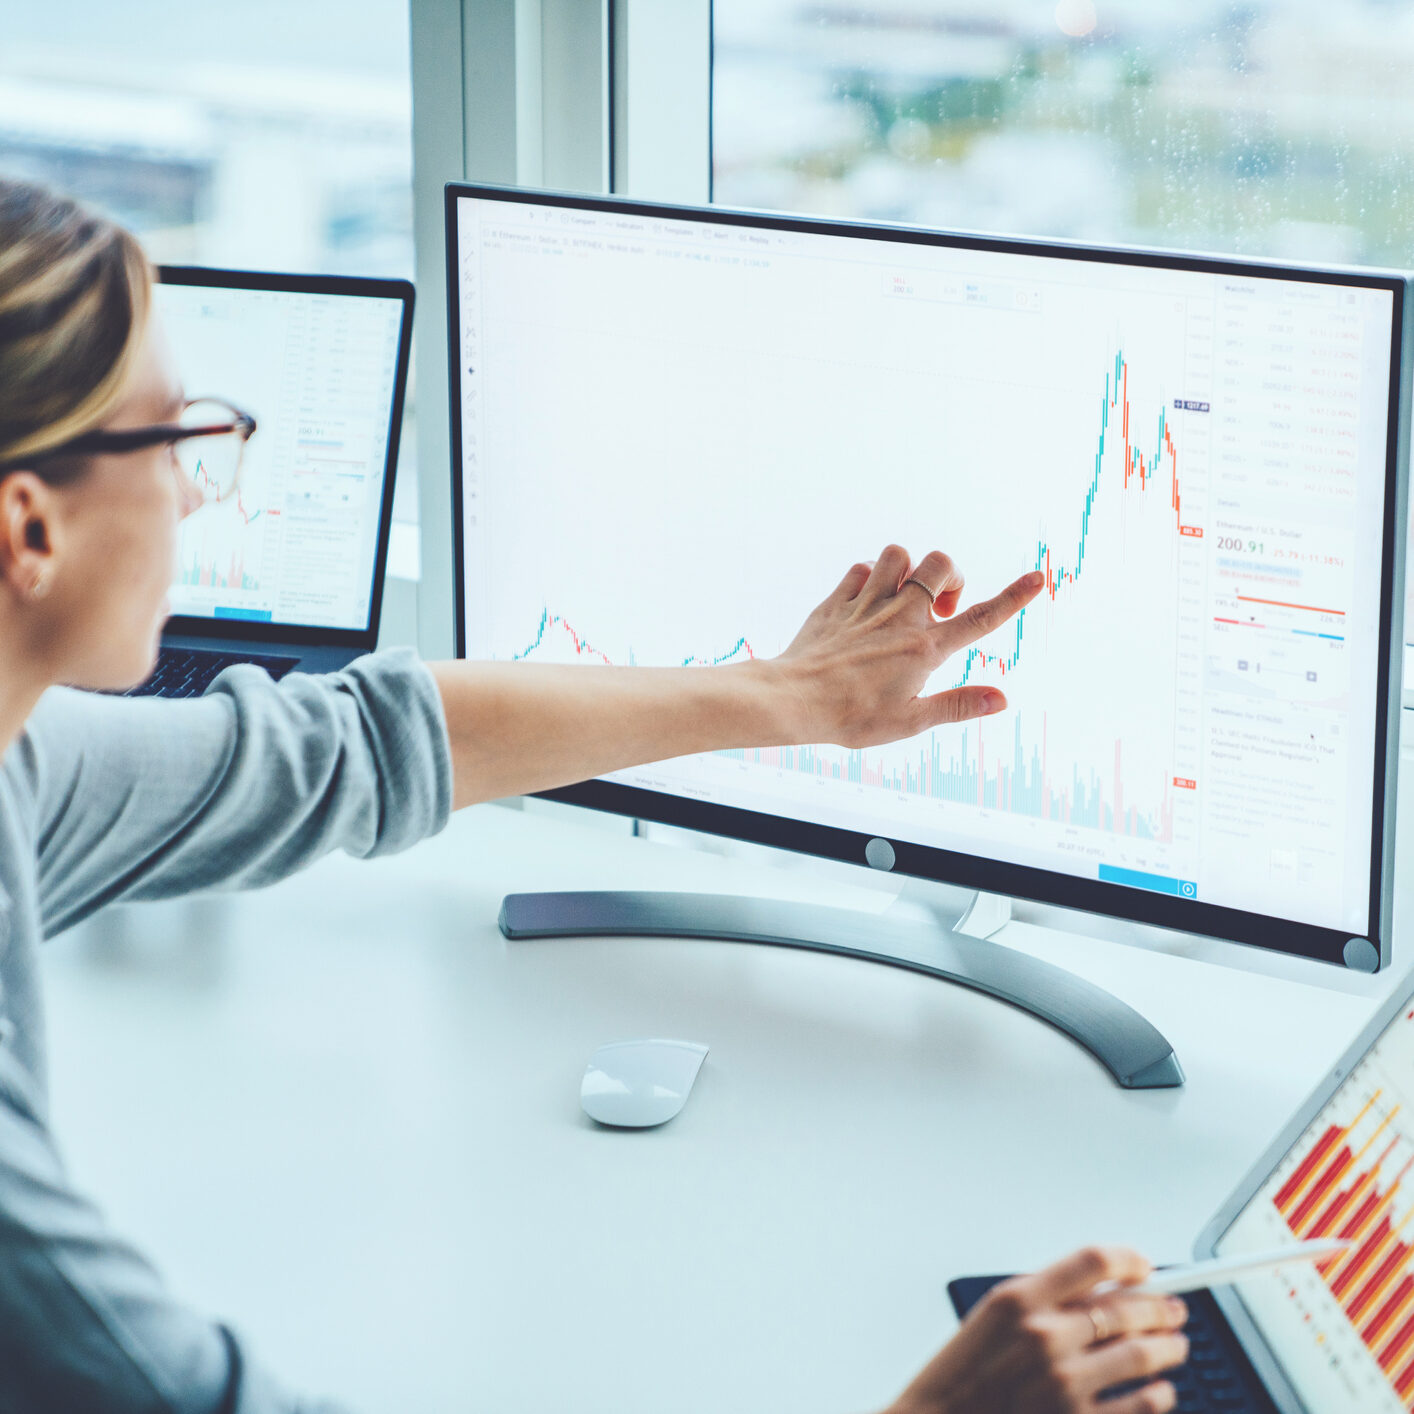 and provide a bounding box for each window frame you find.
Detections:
[409,0,708,656]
